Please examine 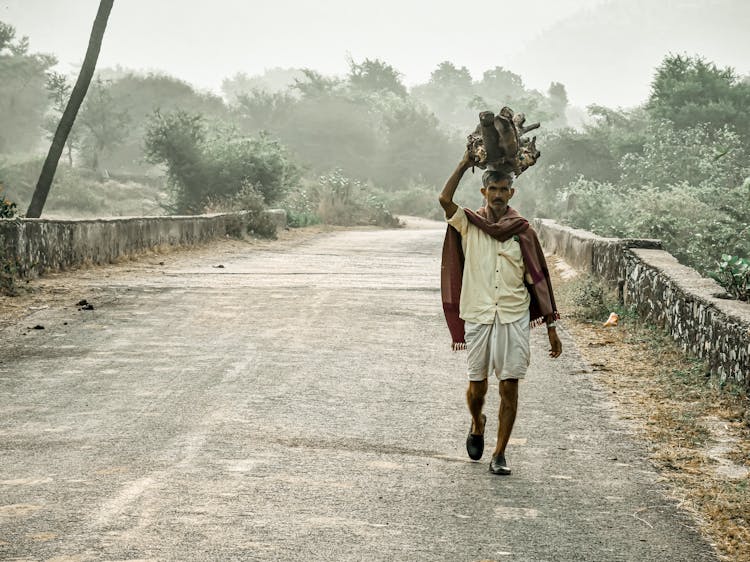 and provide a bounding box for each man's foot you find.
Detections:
[466,414,486,461]
[489,453,511,475]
